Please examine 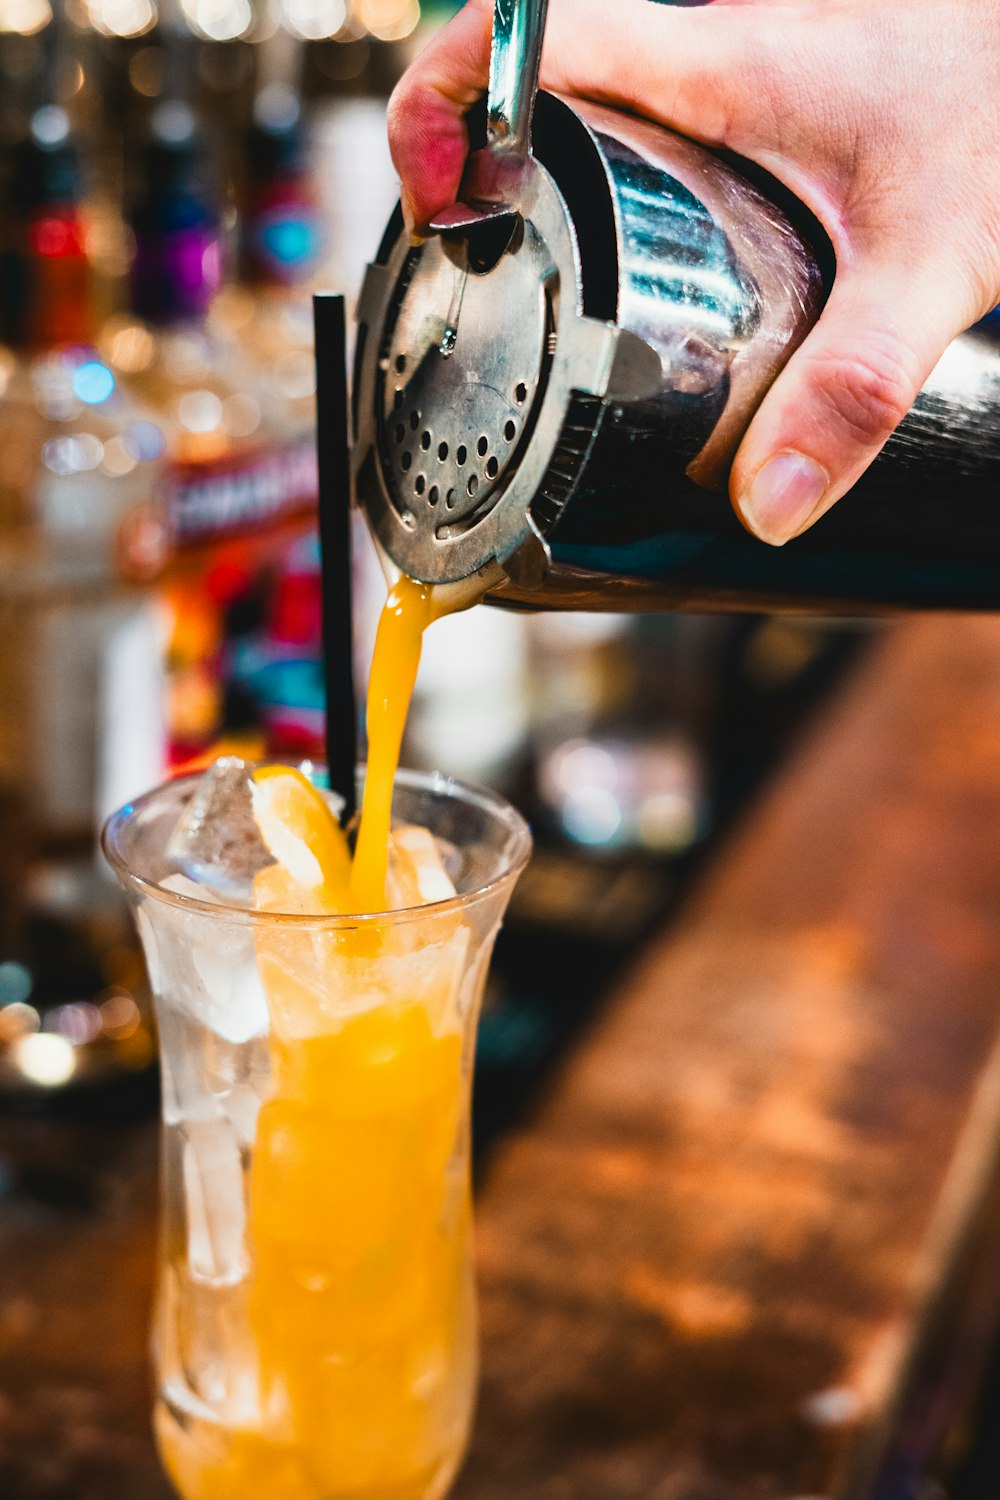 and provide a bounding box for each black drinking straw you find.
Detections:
[313,292,358,823]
